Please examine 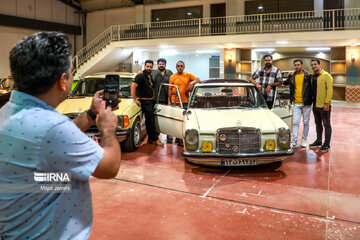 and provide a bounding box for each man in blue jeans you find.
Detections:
[283,60,312,148]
